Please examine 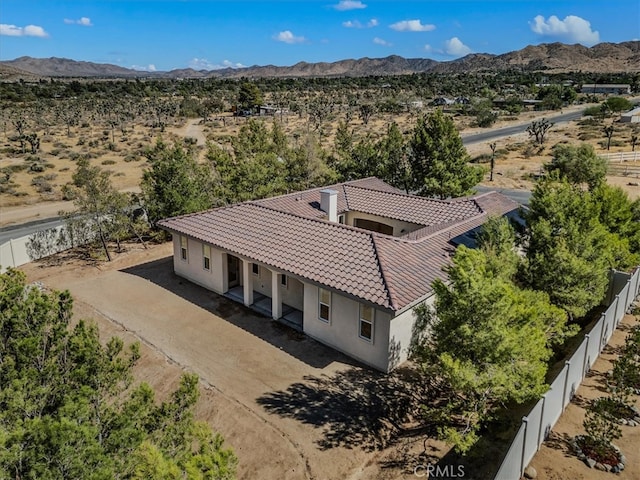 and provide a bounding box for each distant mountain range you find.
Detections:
[1,41,638,80]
